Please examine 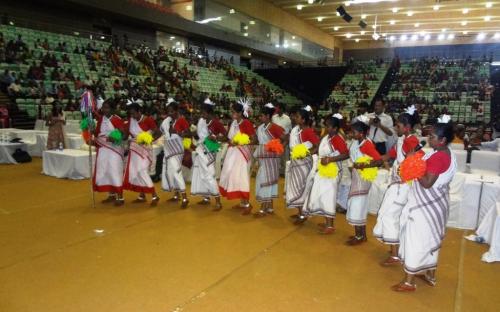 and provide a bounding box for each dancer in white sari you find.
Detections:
[286,106,320,225]
[219,99,256,215]
[303,114,349,234]
[253,103,285,217]
[93,101,125,205]
[191,98,227,210]
[346,119,382,245]
[374,106,420,265]
[392,116,457,292]
[160,100,190,207]
[123,102,161,206]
